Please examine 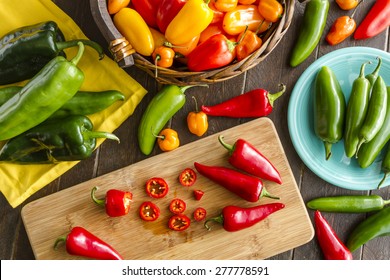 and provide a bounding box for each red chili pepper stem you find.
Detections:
[91,186,105,207]
[267,84,286,108]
